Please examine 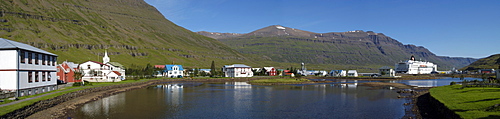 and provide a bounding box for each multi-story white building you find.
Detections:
[395,55,437,74]
[223,64,253,77]
[0,38,58,97]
